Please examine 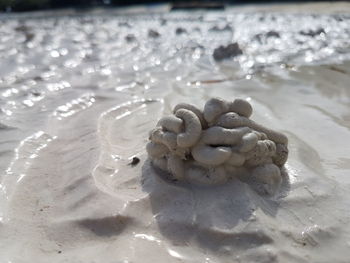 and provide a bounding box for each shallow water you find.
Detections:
[1,10,350,263]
